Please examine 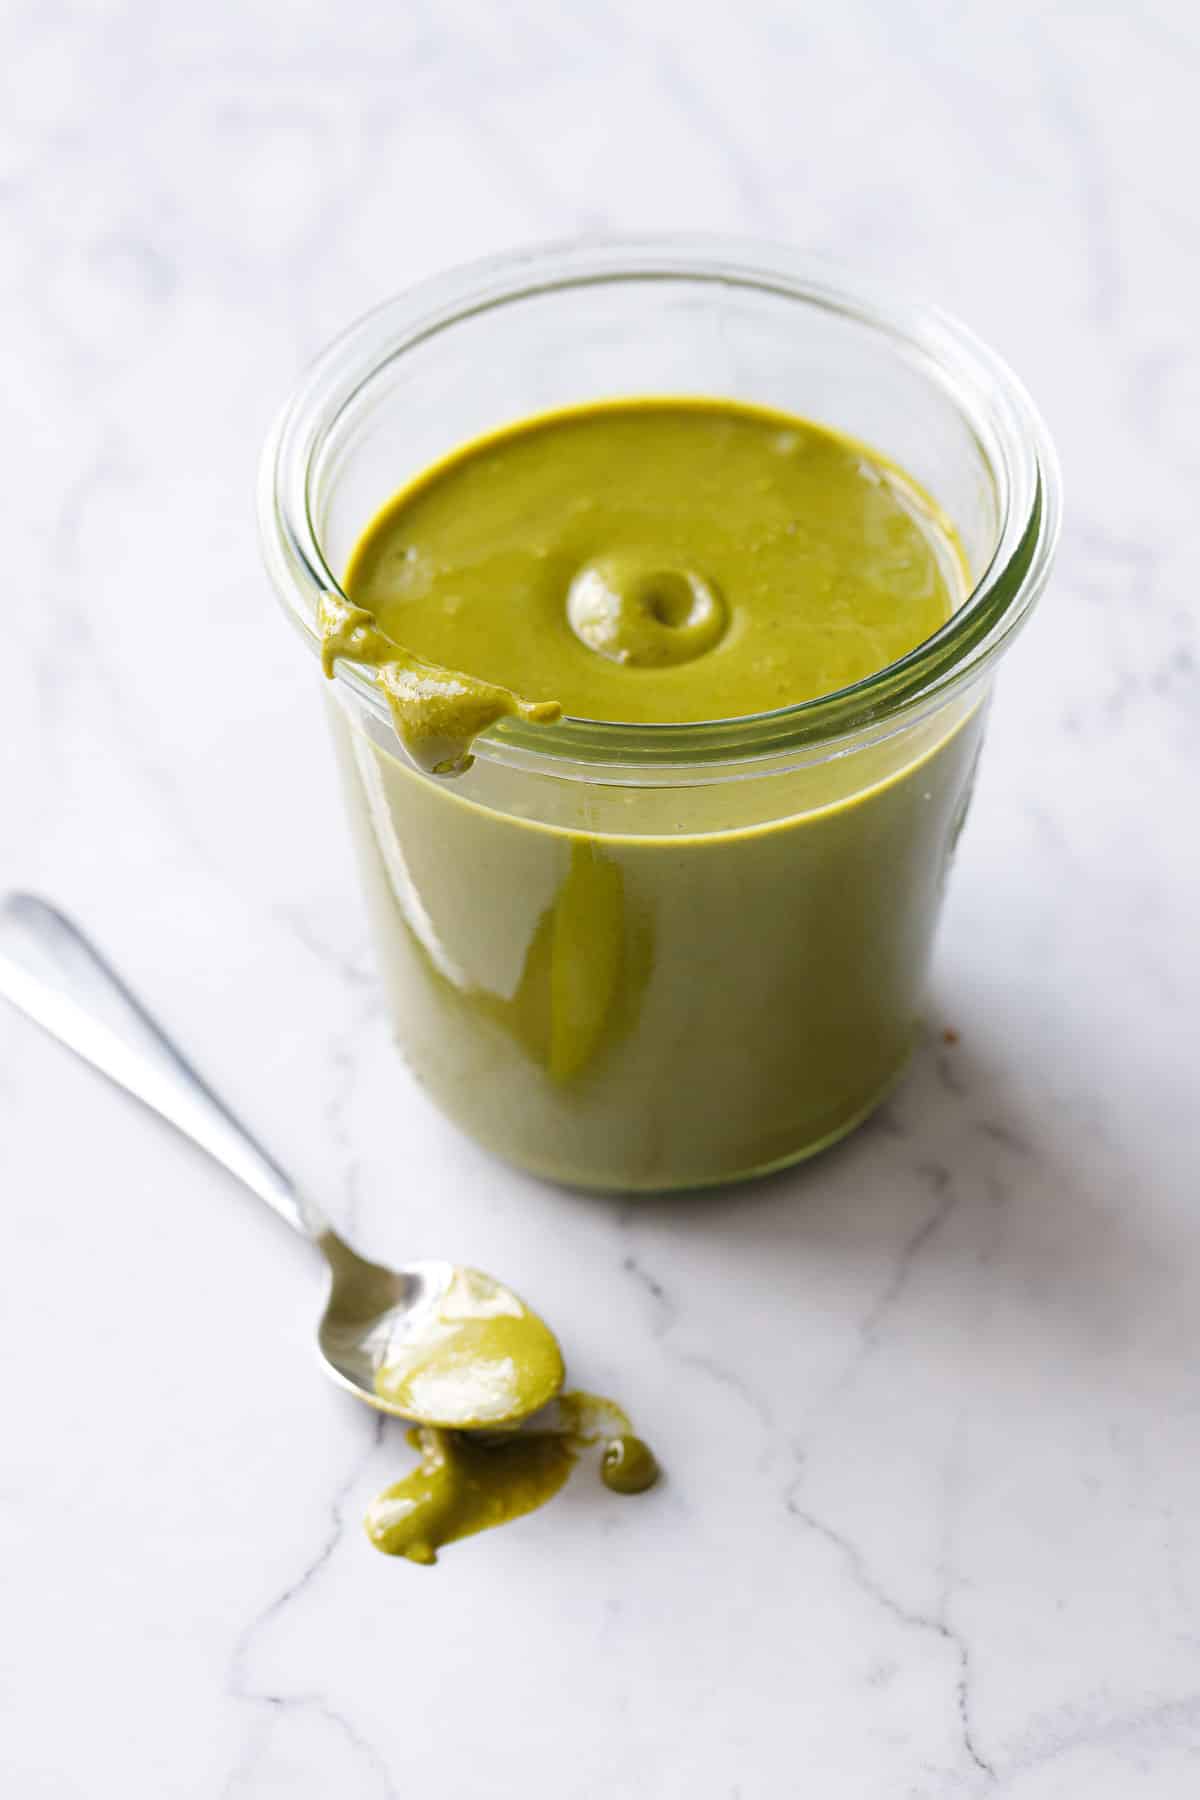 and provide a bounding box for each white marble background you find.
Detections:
[3,2,1199,1794]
